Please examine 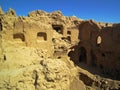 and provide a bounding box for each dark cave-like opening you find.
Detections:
[52,25,63,34]
[13,33,25,42]
[79,47,87,63]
